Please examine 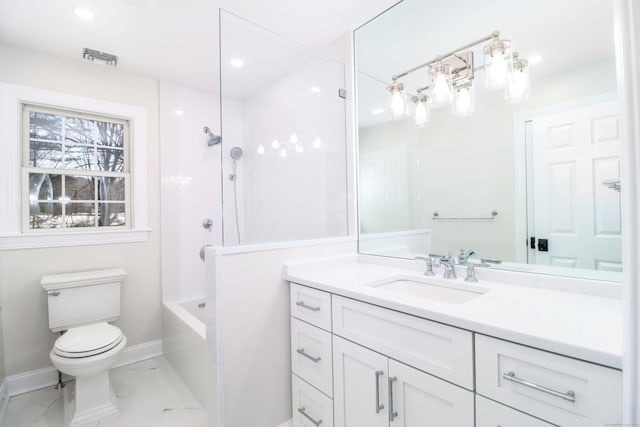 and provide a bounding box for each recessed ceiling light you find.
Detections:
[74,7,95,21]
[310,86,321,93]
[528,54,542,64]
[230,58,244,68]
[372,108,385,115]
